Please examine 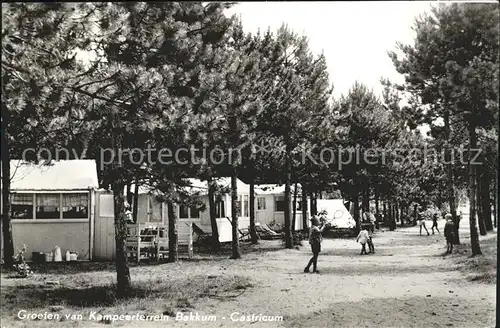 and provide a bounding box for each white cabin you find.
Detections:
[255,184,311,231]
[1,160,99,261]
